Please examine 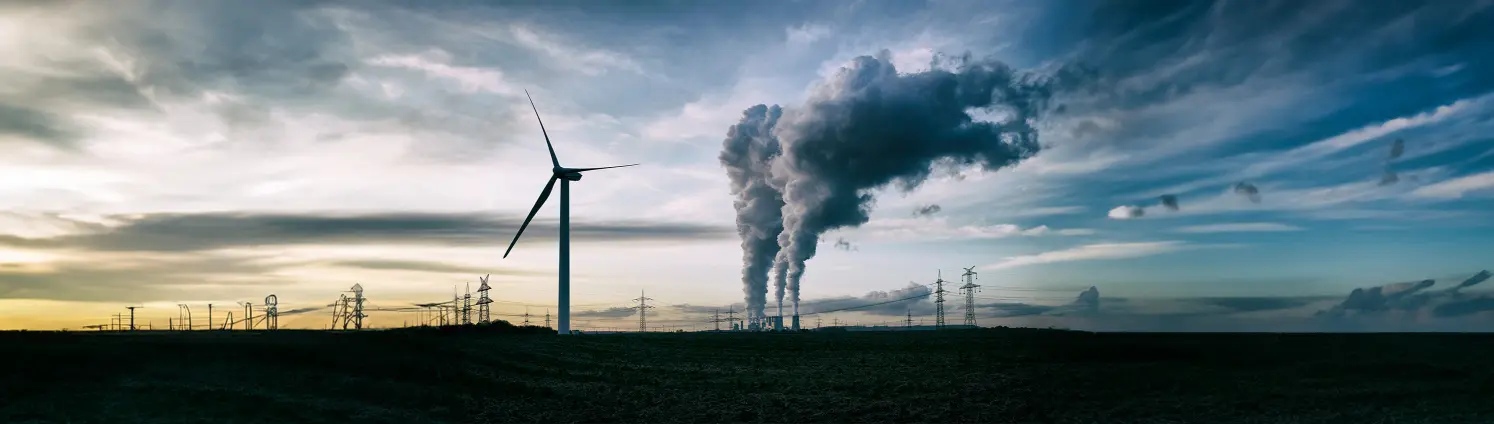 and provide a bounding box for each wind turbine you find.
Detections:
[505,89,638,335]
